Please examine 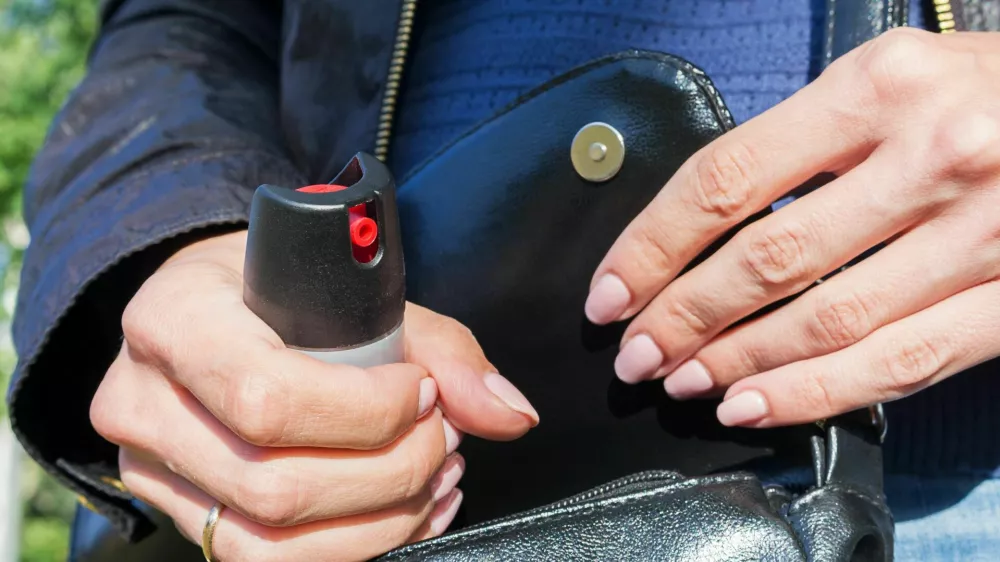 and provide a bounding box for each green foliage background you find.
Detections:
[1,0,100,560]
